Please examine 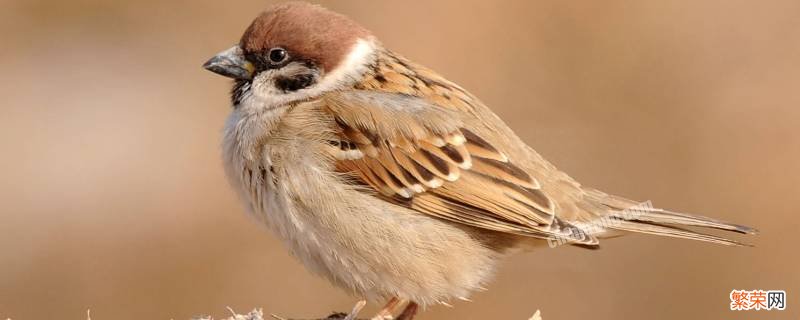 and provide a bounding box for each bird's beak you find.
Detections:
[203,46,255,80]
